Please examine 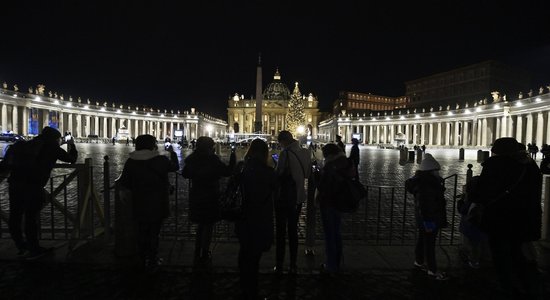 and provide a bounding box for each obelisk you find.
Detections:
[254,54,263,133]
